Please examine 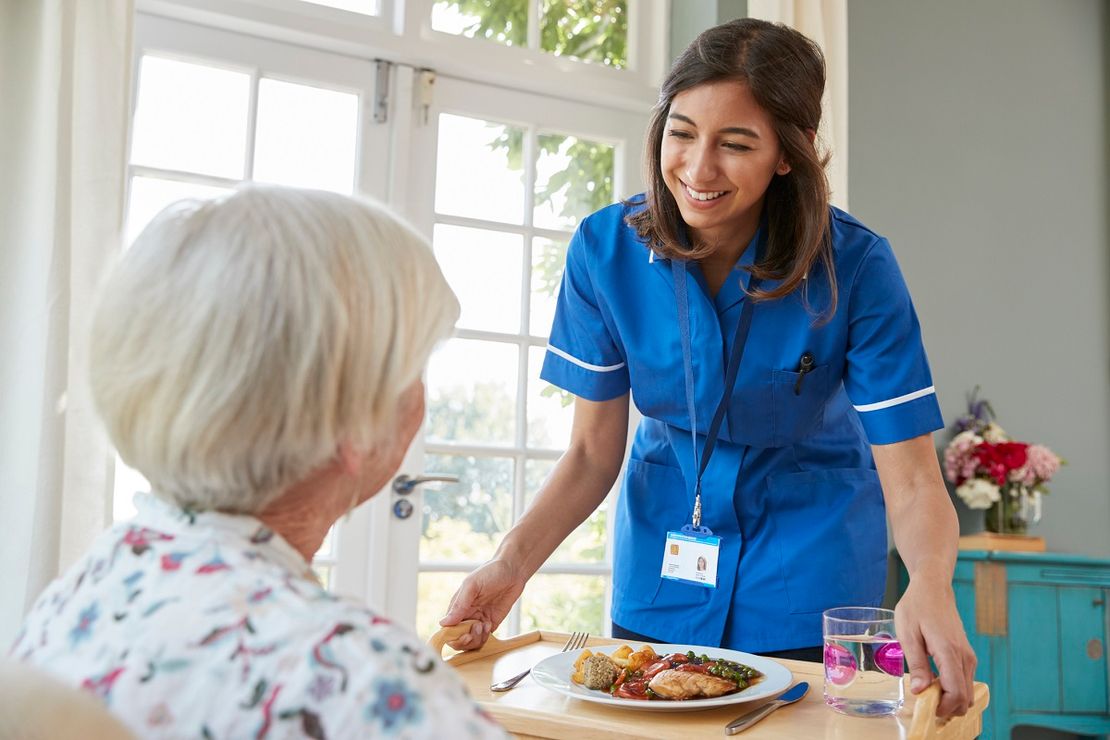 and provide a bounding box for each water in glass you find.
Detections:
[823,607,905,717]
